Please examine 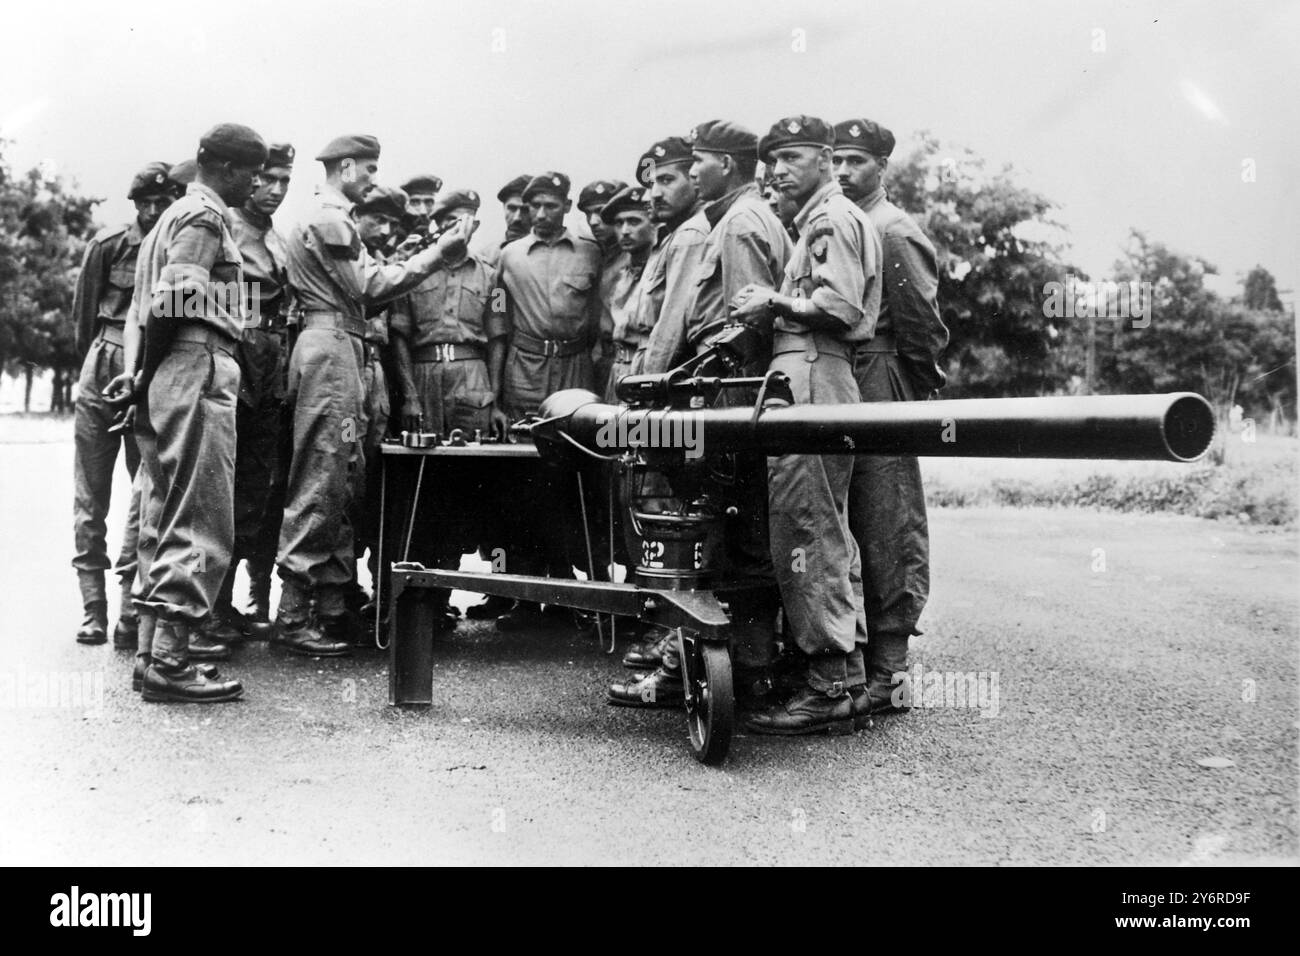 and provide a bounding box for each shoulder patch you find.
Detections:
[313,211,358,250]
